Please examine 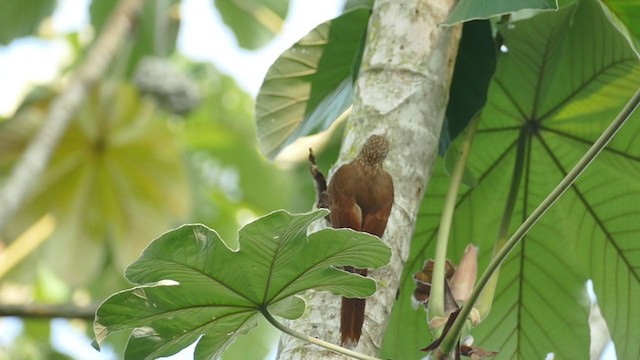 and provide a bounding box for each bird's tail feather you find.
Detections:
[340,267,368,346]
[340,297,366,346]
